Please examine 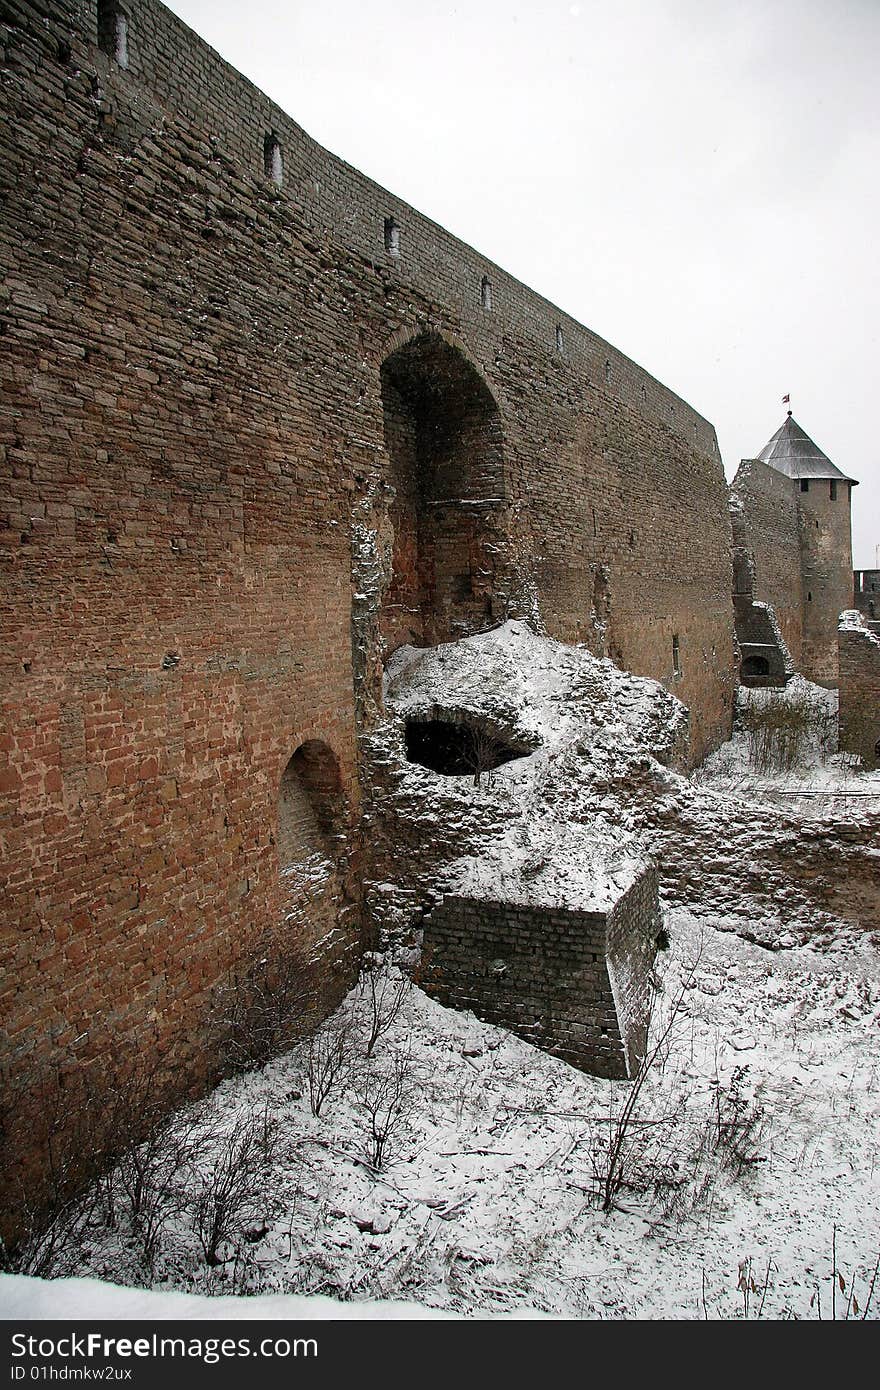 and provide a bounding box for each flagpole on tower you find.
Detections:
[782,392,791,417]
